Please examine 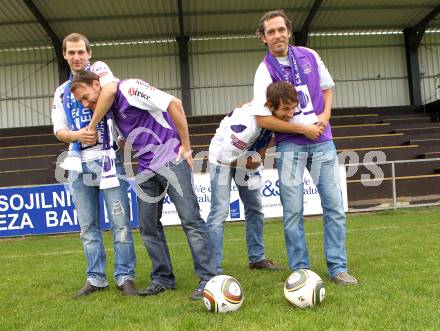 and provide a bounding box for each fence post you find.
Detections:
[391,162,397,209]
